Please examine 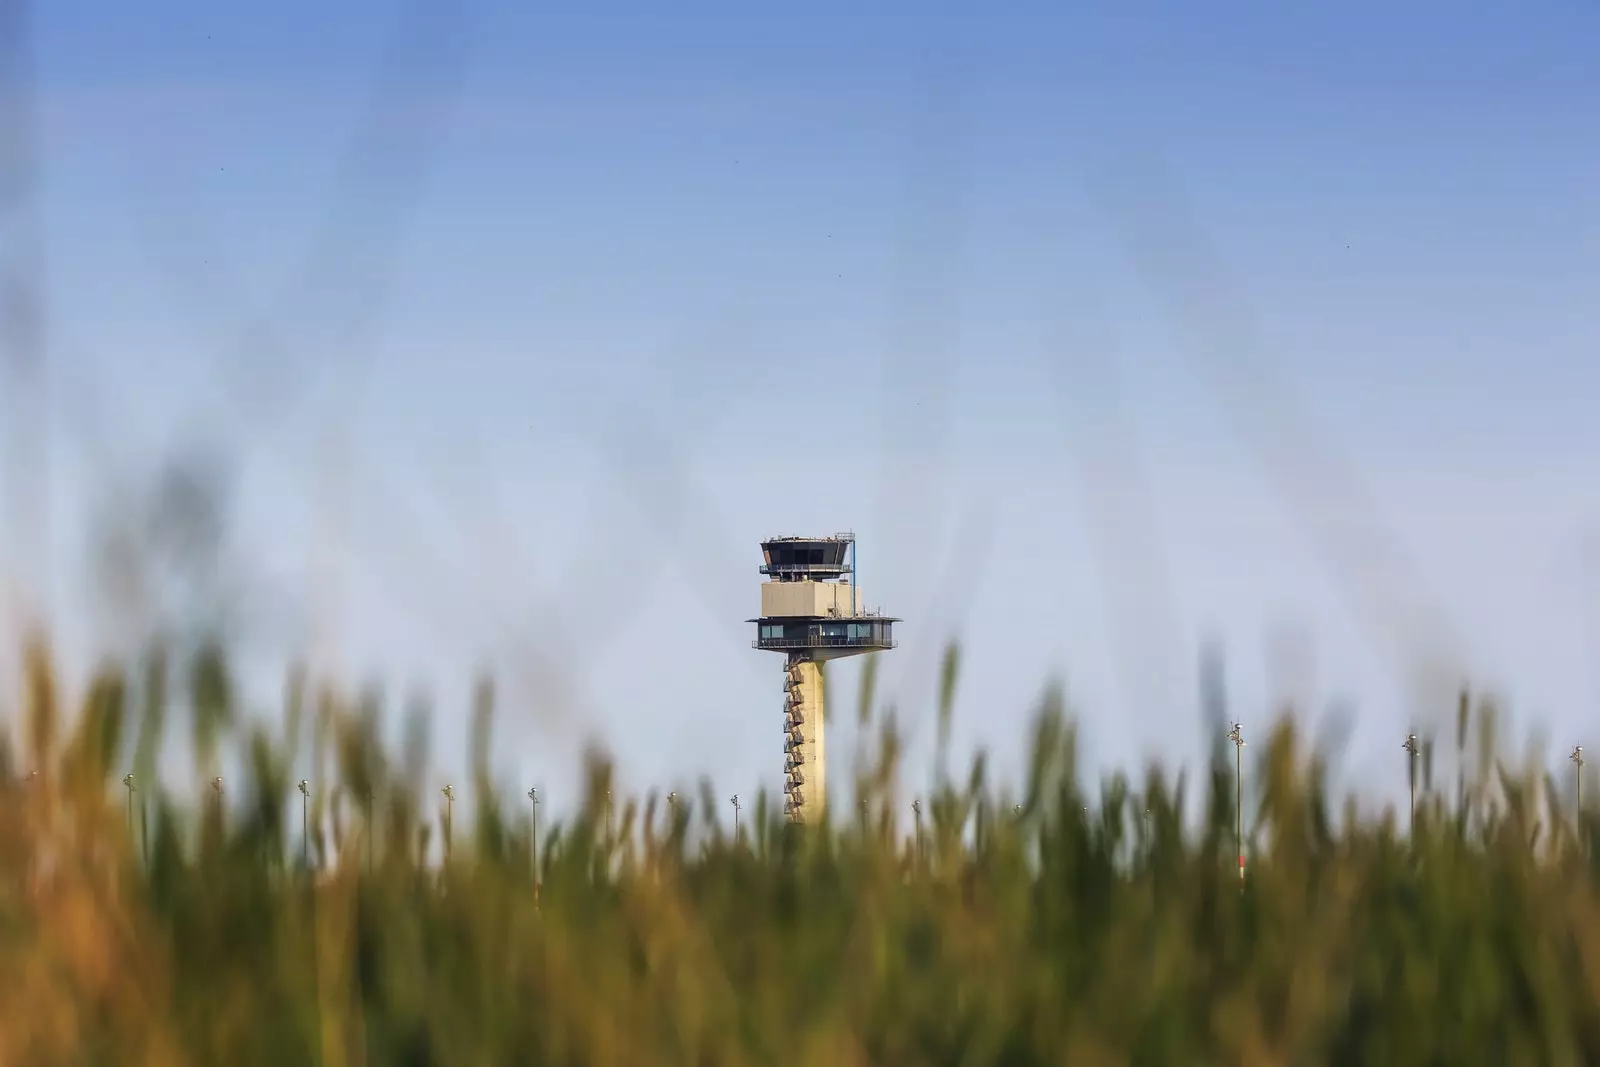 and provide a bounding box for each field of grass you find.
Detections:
[4,630,1600,1066]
